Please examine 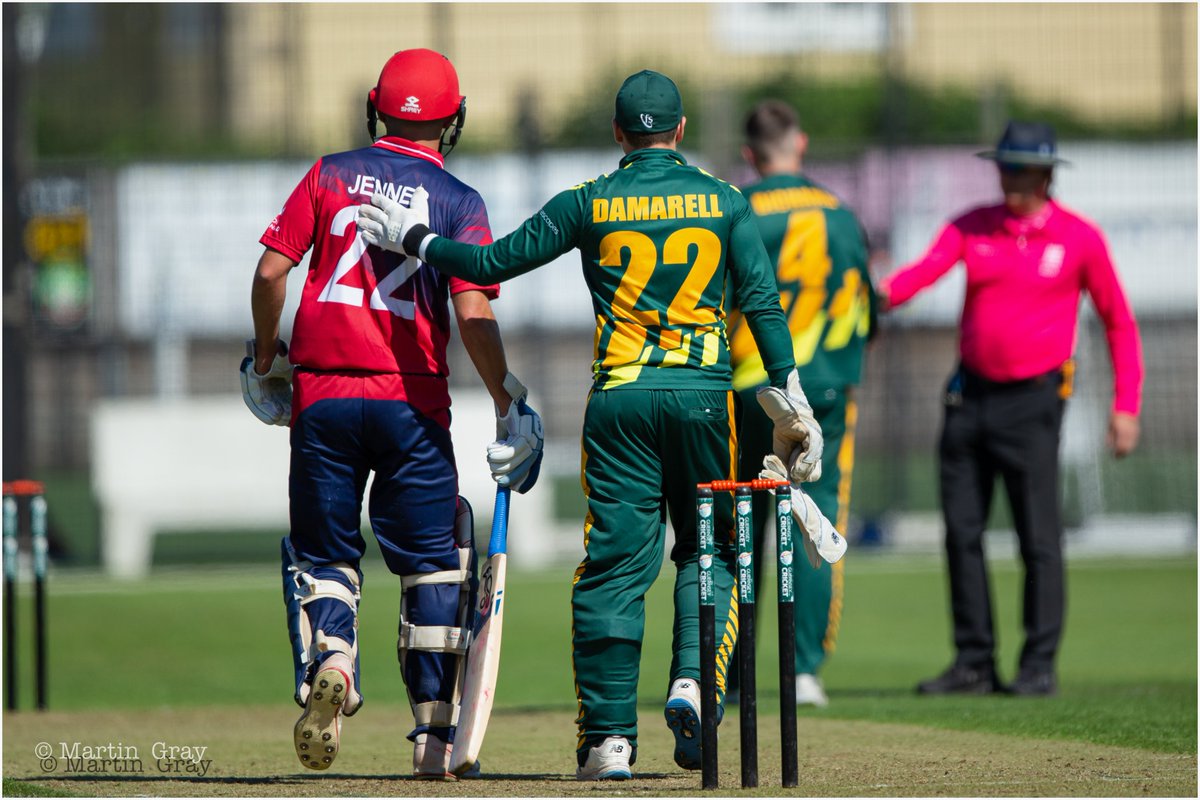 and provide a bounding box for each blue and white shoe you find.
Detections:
[575,736,633,781]
[664,678,702,770]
